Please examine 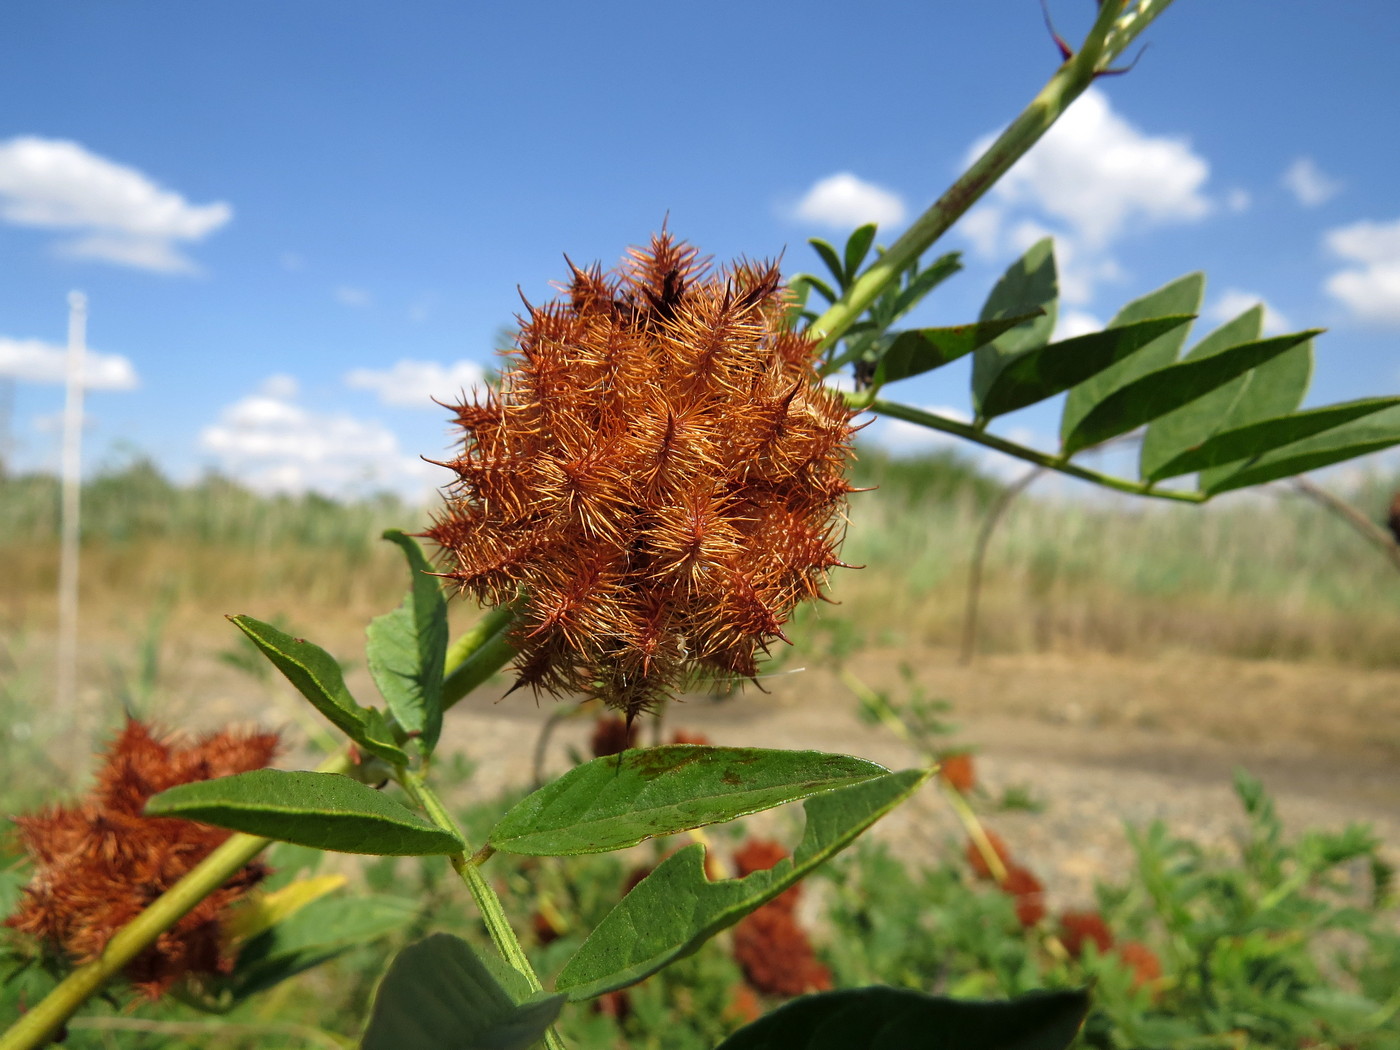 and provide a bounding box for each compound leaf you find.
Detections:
[874,312,1043,386]
[1138,305,1264,479]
